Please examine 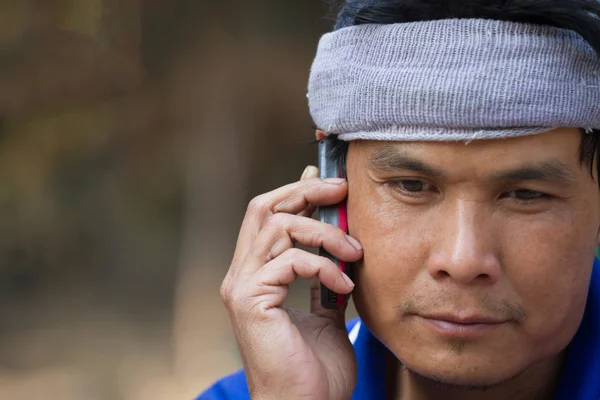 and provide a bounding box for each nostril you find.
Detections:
[437,270,451,278]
